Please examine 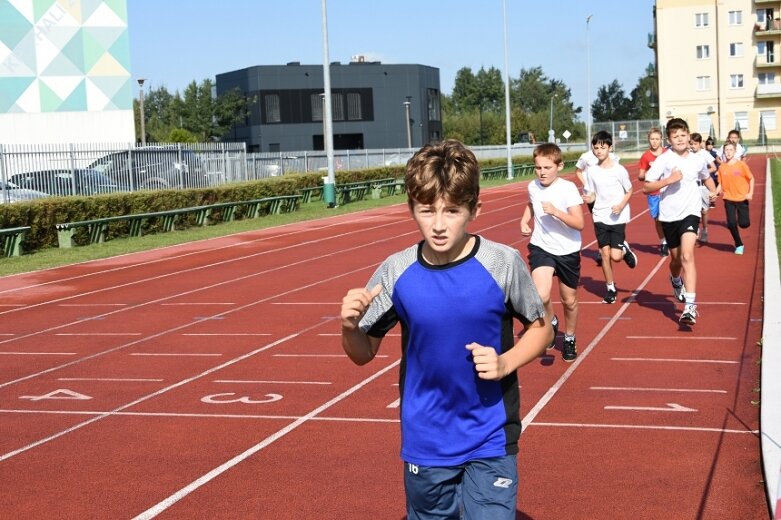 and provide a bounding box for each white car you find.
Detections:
[0,180,48,204]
